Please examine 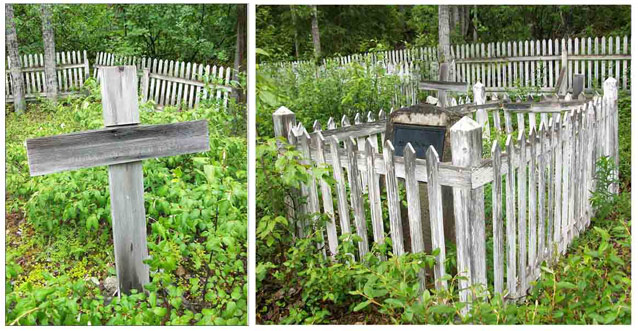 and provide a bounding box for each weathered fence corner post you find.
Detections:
[450,116,486,309]
[603,77,619,194]
[101,66,149,295]
[473,81,490,138]
[272,106,299,236]
[272,106,297,148]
